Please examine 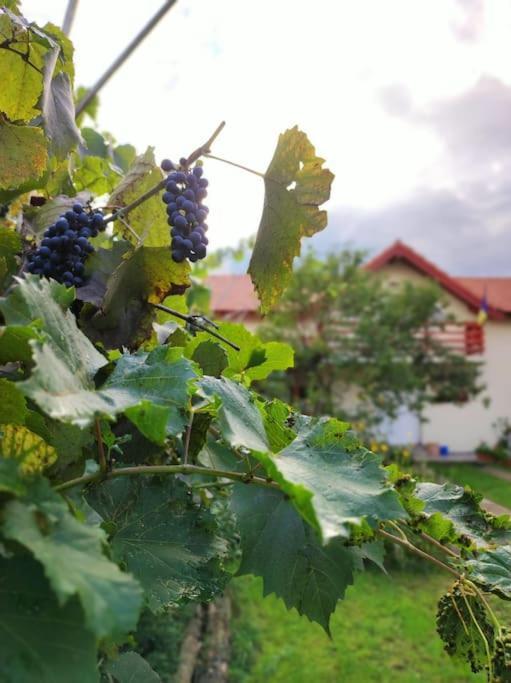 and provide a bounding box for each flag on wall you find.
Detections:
[477,288,489,325]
